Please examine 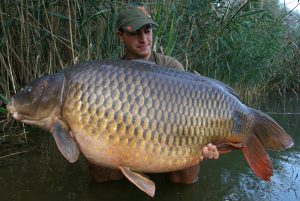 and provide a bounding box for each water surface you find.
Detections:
[0,94,299,201]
